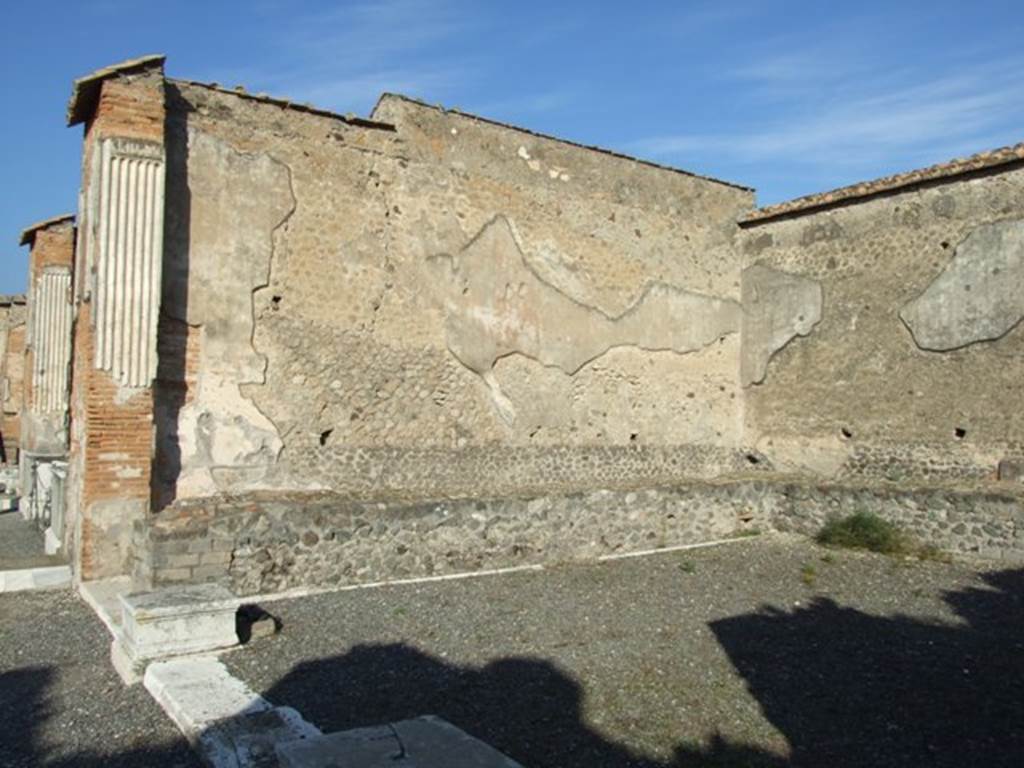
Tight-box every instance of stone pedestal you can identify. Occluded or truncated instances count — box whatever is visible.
[43,527,61,555]
[111,583,239,684]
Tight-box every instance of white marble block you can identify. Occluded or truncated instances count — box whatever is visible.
[111,583,239,684]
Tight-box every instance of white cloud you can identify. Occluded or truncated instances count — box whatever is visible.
[630,54,1024,173]
[201,0,473,113]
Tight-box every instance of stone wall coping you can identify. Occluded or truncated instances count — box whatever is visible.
[67,54,165,126]
[18,213,75,247]
[372,92,754,192]
[741,140,1024,225]
[170,77,397,132]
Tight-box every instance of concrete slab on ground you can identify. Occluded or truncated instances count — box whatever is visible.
[0,563,71,592]
[79,575,133,634]
[276,716,523,768]
[145,656,320,768]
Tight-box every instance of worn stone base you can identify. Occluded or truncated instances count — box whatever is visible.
[145,655,321,767]
[135,483,777,596]
[0,564,71,593]
[111,583,239,684]
[133,477,1024,598]
[276,716,523,768]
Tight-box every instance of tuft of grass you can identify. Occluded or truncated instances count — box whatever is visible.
[678,559,696,574]
[800,563,817,587]
[816,512,955,563]
[816,512,908,555]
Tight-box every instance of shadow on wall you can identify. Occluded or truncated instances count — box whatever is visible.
[2,570,1022,766]
[151,83,194,512]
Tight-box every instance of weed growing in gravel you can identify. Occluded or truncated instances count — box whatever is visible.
[678,559,696,574]
[816,512,908,555]
[800,563,817,587]
[816,512,955,563]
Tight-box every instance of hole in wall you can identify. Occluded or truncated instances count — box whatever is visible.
[745,453,761,465]
[954,427,967,440]
[319,428,334,446]
[271,295,282,310]
[940,241,950,249]
[840,427,853,439]
[629,433,639,443]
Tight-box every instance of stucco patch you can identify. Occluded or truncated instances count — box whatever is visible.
[900,218,1024,351]
[428,216,741,421]
[740,265,823,386]
[168,129,296,495]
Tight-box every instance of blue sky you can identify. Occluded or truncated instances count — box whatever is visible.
[2,0,1022,293]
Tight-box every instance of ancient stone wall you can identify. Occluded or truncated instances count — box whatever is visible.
[155,84,758,504]
[21,221,75,458]
[739,166,1024,484]
[0,300,26,461]
[135,479,1023,596]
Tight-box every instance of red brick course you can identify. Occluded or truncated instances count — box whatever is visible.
[69,70,165,580]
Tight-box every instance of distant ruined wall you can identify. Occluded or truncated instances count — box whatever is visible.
[22,222,75,458]
[156,84,763,504]
[0,302,26,460]
[739,166,1024,484]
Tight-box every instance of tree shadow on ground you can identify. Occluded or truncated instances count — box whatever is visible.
[2,567,1020,767]
[708,567,1024,767]
[261,567,1024,767]
[0,666,199,767]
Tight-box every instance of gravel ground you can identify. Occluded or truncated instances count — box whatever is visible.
[0,588,200,768]
[225,534,1024,768]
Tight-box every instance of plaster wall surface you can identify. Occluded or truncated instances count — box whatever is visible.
[156,84,757,503]
[739,167,1024,483]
